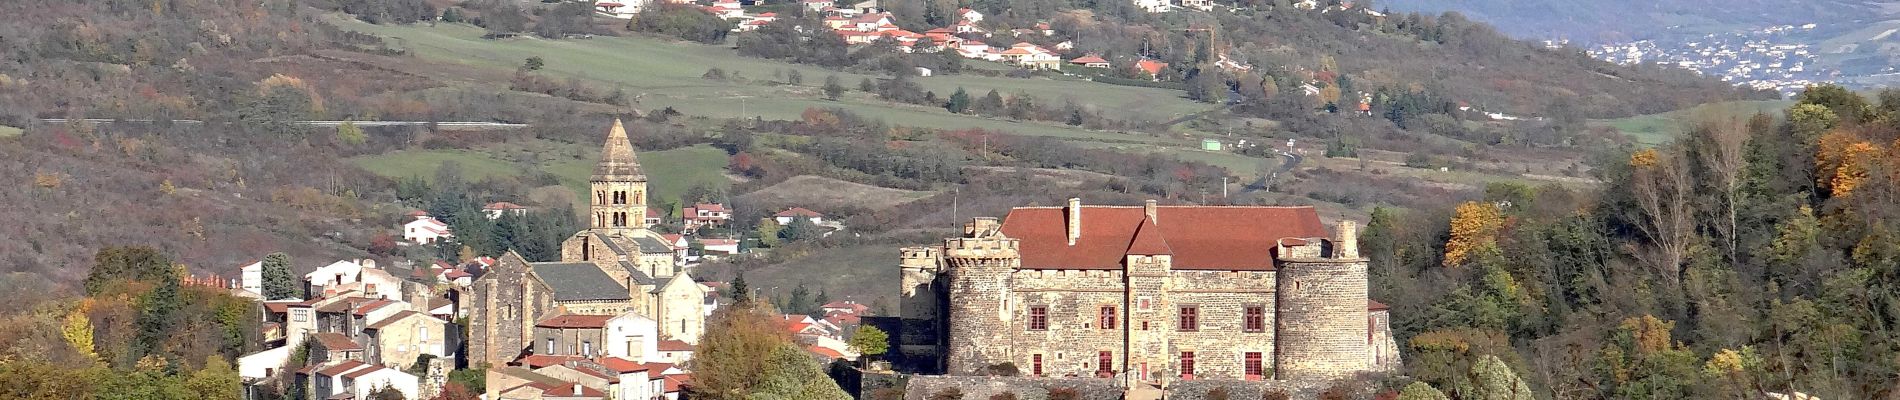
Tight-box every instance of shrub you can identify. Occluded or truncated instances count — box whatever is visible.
[1207,386,1231,400]
[990,392,1018,400]
[1263,389,1291,400]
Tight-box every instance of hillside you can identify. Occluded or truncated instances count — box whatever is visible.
[1375,0,1881,43]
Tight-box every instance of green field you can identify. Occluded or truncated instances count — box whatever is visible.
[327,17,1206,144]
[350,143,732,206]
[1592,100,1793,145]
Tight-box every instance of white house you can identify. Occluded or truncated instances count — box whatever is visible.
[595,0,650,19]
[343,365,421,400]
[481,202,529,220]
[237,346,291,382]
[656,340,696,365]
[304,259,402,300]
[403,212,452,245]
[605,312,662,363]
[238,259,264,297]
[802,0,834,12]
[1133,0,1169,12]
[773,207,825,226]
[957,7,982,22]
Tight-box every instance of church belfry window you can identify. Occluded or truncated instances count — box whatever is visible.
[613,191,627,205]
[596,191,606,205]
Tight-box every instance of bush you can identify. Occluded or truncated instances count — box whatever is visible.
[630,4,731,44]
[1263,389,1291,400]
[990,392,1018,400]
[1092,75,1189,90]
[1207,386,1231,400]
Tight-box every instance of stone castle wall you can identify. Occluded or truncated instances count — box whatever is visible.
[1273,260,1369,380]
[902,376,1123,400]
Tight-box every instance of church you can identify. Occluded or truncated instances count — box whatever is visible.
[466,120,712,367]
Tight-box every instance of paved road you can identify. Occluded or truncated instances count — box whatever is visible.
[1245,150,1302,193]
[38,119,528,129]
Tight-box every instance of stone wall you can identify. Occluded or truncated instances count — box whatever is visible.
[1273,260,1369,380]
[902,376,1123,400]
[1164,379,1384,400]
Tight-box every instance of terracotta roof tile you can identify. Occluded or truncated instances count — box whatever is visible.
[315,360,367,376]
[664,374,692,393]
[594,357,651,373]
[644,363,675,379]
[999,205,1327,270]
[1124,218,1172,255]
[342,364,387,379]
[657,340,695,352]
[536,314,616,329]
[1070,55,1109,64]
[313,332,362,351]
[807,346,845,359]
[1369,299,1390,311]
[517,354,586,368]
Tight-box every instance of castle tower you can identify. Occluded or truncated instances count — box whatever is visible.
[590,119,648,237]
[898,246,947,373]
[1273,220,1370,380]
[942,217,1019,374]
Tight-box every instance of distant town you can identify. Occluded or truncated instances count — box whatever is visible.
[1585,24,1839,98]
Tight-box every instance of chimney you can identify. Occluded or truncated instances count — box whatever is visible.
[573,383,583,395]
[1336,220,1359,259]
[1144,199,1158,224]
[1066,197,1082,246]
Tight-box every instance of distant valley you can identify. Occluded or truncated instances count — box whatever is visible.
[1380,0,1900,93]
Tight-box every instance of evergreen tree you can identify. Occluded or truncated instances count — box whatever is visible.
[262,252,297,300]
[946,87,970,113]
[731,272,751,305]
[132,266,182,361]
[859,78,876,92]
[783,217,822,242]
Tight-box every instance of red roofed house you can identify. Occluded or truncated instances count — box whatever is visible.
[772,207,826,225]
[1135,59,1169,78]
[483,202,530,220]
[1070,54,1111,69]
[893,198,1399,383]
[999,42,1061,70]
[682,203,731,232]
[403,213,452,245]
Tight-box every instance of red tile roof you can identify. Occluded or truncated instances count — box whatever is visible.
[536,314,616,329]
[775,207,823,217]
[808,345,846,359]
[1135,59,1168,75]
[1070,55,1109,64]
[595,357,652,374]
[313,332,362,351]
[998,205,1327,270]
[658,340,695,352]
[342,364,388,379]
[1369,299,1390,311]
[517,354,586,368]
[663,374,692,393]
[644,363,675,379]
[315,360,367,377]
[536,382,606,397]
[352,299,396,316]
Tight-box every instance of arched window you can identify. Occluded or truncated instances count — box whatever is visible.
[596,191,606,205]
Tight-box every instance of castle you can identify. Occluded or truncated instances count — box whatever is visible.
[467,120,712,367]
[896,199,1398,382]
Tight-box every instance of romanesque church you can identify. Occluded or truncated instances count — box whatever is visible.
[467,120,711,367]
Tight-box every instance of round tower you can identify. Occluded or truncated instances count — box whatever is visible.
[942,218,1019,375]
[1274,221,1370,380]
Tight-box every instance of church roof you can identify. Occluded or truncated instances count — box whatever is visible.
[619,261,657,286]
[998,205,1327,270]
[594,232,631,255]
[593,119,647,181]
[530,262,633,302]
[631,236,673,253]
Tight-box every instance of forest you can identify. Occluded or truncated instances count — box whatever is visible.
[1372,85,1900,398]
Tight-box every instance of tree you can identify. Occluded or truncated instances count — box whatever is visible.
[62,309,98,361]
[1467,355,1532,400]
[860,78,877,92]
[336,119,367,145]
[522,56,545,71]
[1395,382,1449,400]
[847,325,890,361]
[185,356,241,400]
[749,344,853,399]
[730,272,751,305]
[1006,93,1036,120]
[85,246,175,296]
[692,303,795,399]
[757,219,783,247]
[946,87,970,113]
[262,252,297,300]
[1443,201,1503,267]
[132,266,182,361]
[787,69,804,85]
[824,75,845,100]
[782,217,823,242]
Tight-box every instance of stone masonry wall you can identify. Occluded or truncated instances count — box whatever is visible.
[1165,270,1277,380]
[902,376,1122,400]
[1273,260,1368,380]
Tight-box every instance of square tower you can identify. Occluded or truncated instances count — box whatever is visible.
[590,119,648,237]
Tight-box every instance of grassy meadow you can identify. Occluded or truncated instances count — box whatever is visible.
[1591,100,1793,145]
[349,142,734,205]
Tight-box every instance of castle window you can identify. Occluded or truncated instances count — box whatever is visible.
[613,191,627,205]
[582,341,593,357]
[1244,306,1266,333]
[1028,306,1048,331]
[1179,352,1195,378]
[1031,354,1043,376]
[1136,296,1153,310]
[1099,306,1117,330]
[546,338,556,354]
[1097,351,1113,376]
[1244,352,1264,380]
[596,191,606,205]
[1178,306,1198,331]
